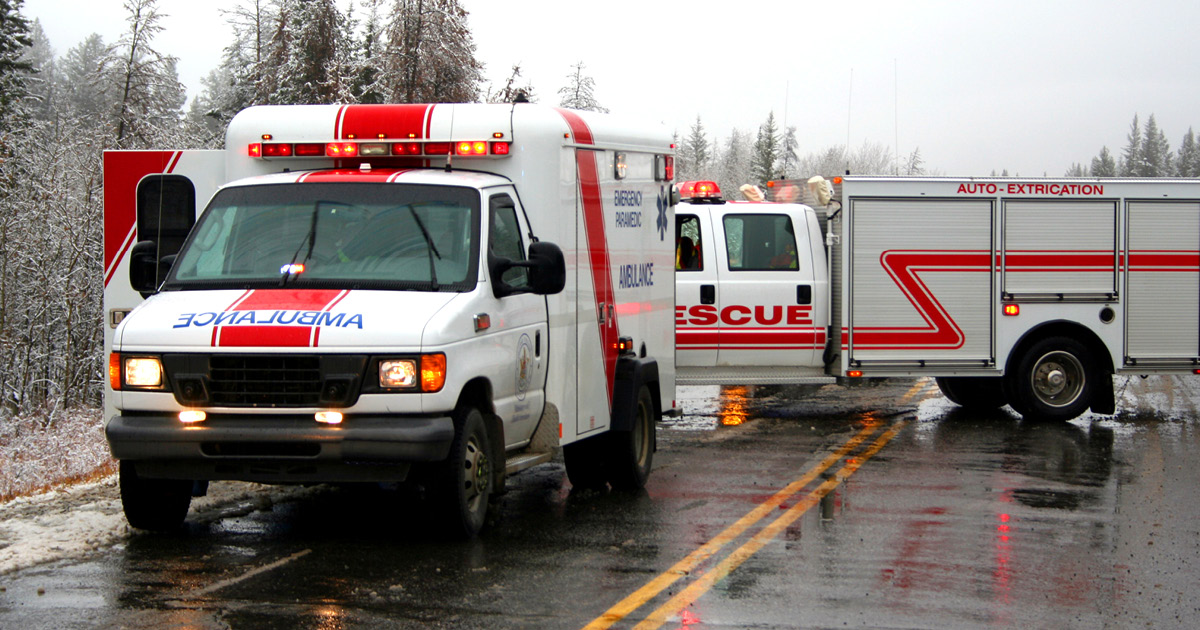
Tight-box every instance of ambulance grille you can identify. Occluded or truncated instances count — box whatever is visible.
[208,355,323,407]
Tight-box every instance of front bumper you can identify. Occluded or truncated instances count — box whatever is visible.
[106,413,454,483]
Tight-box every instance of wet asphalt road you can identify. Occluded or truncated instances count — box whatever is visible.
[2,376,1199,629]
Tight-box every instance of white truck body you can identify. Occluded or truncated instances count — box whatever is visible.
[103,103,675,534]
[677,177,1200,421]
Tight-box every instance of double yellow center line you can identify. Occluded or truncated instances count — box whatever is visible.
[583,406,915,630]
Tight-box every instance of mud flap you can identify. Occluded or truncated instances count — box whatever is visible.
[610,357,659,433]
[1090,369,1116,415]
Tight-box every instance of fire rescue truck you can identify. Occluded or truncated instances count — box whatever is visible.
[675,176,1200,423]
[103,103,676,536]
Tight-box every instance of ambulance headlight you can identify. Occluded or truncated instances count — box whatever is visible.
[379,359,419,389]
[124,356,164,388]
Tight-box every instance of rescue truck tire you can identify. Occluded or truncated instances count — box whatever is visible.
[935,377,1007,410]
[563,436,607,491]
[606,385,655,491]
[1008,336,1095,422]
[119,461,192,531]
[430,406,492,538]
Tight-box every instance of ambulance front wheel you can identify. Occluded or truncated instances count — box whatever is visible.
[119,461,192,531]
[430,405,493,538]
[1007,336,1095,422]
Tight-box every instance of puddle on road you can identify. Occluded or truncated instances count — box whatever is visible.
[667,385,760,431]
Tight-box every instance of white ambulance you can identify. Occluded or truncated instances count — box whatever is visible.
[675,176,1200,423]
[104,103,676,536]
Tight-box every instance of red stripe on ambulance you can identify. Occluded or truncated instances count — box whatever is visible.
[211,289,350,348]
[102,150,181,286]
[557,108,618,404]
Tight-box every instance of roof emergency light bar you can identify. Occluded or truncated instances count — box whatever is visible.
[248,136,512,160]
[677,180,722,201]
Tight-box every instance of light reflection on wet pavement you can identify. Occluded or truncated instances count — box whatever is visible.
[0,377,1197,629]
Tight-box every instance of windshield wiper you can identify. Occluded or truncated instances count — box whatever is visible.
[407,206,442,290]
[279,201,323,287]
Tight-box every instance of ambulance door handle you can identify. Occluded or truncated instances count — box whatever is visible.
[797,285,812,305]
[700,285,716,305]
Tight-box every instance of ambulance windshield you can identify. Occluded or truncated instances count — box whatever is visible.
[165,183,481,291]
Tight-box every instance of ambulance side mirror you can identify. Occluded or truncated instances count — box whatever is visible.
[526,241,566,295]
[128,240,173,299]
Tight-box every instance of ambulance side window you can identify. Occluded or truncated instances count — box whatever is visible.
[136,175,196,259]
[676,214,702,271]
[723,214,798,271]
[489,195,528,289]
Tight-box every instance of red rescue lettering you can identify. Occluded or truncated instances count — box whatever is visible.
[687,305,718,326]
[721,305,752,325]
[787,305,809,325]
[755,305,783,325]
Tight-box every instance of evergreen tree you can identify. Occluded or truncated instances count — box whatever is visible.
[0,0,33,129]
[59,34,112,123]
[20,19,55,122]
[903,147,925,176]
[1091,146,1117,177]
[715,127,751,196]
[381,0,483,103]
[677,115,710,180]
[1120,114,1141,176]
[274,0,348,104]
[557,61,606,112]
[1064,162,1089,177]
[1140,114,1172,176]
[750,111,779,186]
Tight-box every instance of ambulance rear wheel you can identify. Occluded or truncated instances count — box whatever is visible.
[1008,336,1094,422]
[119,461,192,531]
[935,377,1007,410]
[606,385,655,491]
[430,406,492,538]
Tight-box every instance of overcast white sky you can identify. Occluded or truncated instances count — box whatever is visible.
[22,0,1200,176]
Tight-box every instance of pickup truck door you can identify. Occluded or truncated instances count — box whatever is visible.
[714,208,823,368]
[675,209,719,366]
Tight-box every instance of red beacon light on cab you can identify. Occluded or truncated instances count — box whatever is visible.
[677,180,723,203]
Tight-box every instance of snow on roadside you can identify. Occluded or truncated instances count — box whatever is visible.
[0,408,114,502]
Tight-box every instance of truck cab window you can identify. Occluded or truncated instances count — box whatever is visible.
[676,214,702,271]
[136,175,195,258]
[489,195,528,289]
[723,214,799,271]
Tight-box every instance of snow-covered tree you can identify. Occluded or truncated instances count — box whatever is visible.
[1178,129,1200,178]
[485,63,535,104]
[273,0,351,104]
[676,115,711,181]
[750,111,779,186]
[1119,114,1141,176]
[714,128,751,196]
[778,125,798,178]
[557,61,606,112]
[902,147,925,176]
[1091,146,1117,177]
[1064,162,1089,177]
[108,0,185,148]
[1139,114,1172,176]
[380,0,483,103]
[59,34,114,125]
[0,0,33,129]
[20,19,54,122]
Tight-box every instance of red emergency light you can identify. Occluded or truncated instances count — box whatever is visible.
[246,139,512,160]
[326,142,359,158]
[678,180,722,200]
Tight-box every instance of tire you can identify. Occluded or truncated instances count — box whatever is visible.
[606,385,655,491]
[1008,336,1095,422]
[119,461,192,532]
[430,406,493,538]
[935,377,1007,410]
